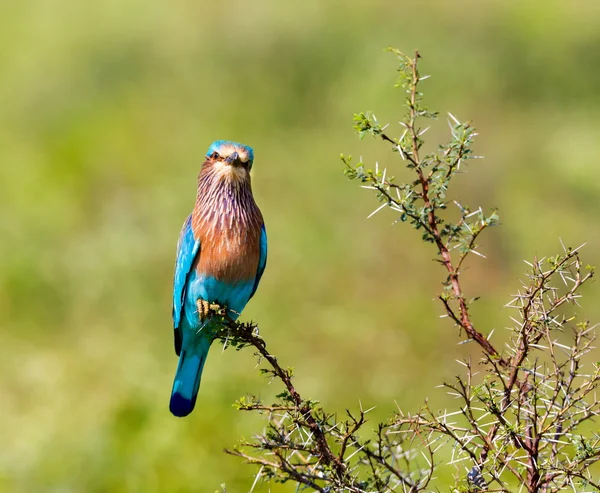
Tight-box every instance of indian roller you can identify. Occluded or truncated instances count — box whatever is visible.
[170,140,267,417]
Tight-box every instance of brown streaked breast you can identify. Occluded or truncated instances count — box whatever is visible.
[191,161,264,284]
[191,204,263,284]
[196,221,262,283]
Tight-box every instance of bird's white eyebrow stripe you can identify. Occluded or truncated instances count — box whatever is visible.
[215,144,250,163]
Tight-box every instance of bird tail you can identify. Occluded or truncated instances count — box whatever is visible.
[169,337,211,417]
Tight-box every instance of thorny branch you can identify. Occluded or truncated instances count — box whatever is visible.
[216,319,347,492]
[216,317,433,492]
[348,51,504,364]
[216,49,600,493]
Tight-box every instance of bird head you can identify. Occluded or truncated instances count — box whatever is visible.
[203,140,255,183]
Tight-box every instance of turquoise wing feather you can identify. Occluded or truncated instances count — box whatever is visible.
[249,224,267,300]
[172,215,200,354]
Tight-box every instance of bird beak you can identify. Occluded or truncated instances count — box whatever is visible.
[225,151,240,166]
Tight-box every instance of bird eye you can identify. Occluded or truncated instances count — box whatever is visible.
[211,152,220,160]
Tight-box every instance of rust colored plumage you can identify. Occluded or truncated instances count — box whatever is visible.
[191,157,263,283]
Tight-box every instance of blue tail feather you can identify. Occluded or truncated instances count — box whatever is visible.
[169,339,211,417]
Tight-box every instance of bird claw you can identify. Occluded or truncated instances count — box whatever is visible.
[197,299,223,321]
[197,299,235,322]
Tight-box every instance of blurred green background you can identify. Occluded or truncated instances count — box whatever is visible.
[2,0,600,491]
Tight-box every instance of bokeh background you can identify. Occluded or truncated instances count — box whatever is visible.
[2,1,600,491]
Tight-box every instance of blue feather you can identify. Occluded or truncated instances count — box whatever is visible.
[169,330,212,417]
[172,215,200,331]
[185,272,254,322]
[249,224,268,300]
[172,215,201,356]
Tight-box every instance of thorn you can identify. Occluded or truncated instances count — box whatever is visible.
[470,249,487,259]
[367,202,388,219]
[448,112,461,125]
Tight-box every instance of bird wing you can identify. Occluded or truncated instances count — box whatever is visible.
[249,223,268,300]
[172,214,201,355]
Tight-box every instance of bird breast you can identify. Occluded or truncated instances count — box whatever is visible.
[191,191,262,284]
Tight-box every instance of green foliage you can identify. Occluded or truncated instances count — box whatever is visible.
[345,52,498,263]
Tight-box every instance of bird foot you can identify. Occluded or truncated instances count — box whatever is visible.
[197,299,226,322]
[196,300,243,325]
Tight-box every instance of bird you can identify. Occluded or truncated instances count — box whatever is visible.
[170,140,267,417]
